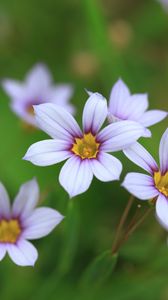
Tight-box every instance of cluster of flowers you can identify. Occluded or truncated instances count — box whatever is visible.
[1,63,168,266]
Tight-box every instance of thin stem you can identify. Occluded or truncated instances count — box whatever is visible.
[112,195,134,254]
[116,206,153,252]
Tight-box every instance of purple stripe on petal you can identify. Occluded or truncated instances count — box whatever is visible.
[23,139,72,166]
[140,110,168,127]
[34,103,82,141]
[159,128,168,174]
[82,92,107,134]
[123,142,158,175]
[90,152,122,182]
[23,207,64,240]
[59,156,93,198]
[108,79,130,118]
[98,121,145,152]
[0,183,11,219]
[122,172,159,200]
[156,194,168,230]
[12,178,39,219]
[7,240,38,266]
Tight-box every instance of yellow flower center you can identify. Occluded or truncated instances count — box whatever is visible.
[71,133,100,159]
[0,219,21,244]
[154,171,168,197]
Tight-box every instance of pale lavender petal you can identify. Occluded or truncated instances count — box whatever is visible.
[124,94,148,120]
[34,103,82,141]
[25,63,52,92]
[0,244,7,261]
[12,178,39,219]
[82,92,107,134]
[23,207,64,240]
[140,110,168,127]
[49,85,75,114]
[122,172,159,200]
[0,183,11,218]
[23,139,72,166]
[2,79,25,99]
[159,128,168,174]
[59,156,93,198]
[156,194,168,230]
[123,142,158,175]
[7,240,38,266]
[98,121,145,152]
[11,101,37,126]
[90,152,122,181]
[109,79,130,117]
[49,85,73,105]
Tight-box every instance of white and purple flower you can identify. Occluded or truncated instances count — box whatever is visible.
[0,178,63,266]
[2,63,74,126]
[23,93,146,198]
[122,128,168,230]
[108,79,167,136]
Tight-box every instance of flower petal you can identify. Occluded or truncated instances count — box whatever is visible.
[108,79,130,117]
[159,128,168,174]
[122,172,159,200]
[23,139,72,166]
[12,178,39,219]
[59,156,93,198]
[2,79,25,99]
[7,240,38,266]
[140,110,168,127]
[0,244,7,261]
[124,94,148,120]
[123,142,158,175]
[90,152,122,181]
[98,121,145,152]
[82,92,107,134]
[49,85,75,114]
[34,103,82,141]
[0,182,11,218]
[23,207,64,240]
[156,194,168,230]
[25,63,52,92]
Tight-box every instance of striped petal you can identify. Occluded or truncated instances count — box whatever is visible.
[140,110,168,127]
[0,182,11,218]
[123,142,158,175]
[109,79,130,117]
[156,194,168,230]
[12,178,39,219]
[23,207,64,240]
[82,92,107,134]
[7,240,38,267]
[90,153,122,182]
[59,156,93,198]
[159,128,168,174]
[98,121,145,152]
[34,103,82,141]
[122,172,159,200]
[23,139,72,166]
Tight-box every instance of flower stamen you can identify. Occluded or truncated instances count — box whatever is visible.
[0,219,21,244]
[154,171,168,197]
[71,132,100,159]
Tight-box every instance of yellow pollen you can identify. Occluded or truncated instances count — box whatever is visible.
[0,219,21,244]
[71,132,100,159]
[154,171,168,197]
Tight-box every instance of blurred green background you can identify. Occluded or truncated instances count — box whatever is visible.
[0,0,168,299]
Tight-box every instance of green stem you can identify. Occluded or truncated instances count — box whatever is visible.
[112,195,134,254]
